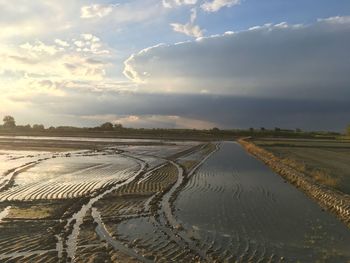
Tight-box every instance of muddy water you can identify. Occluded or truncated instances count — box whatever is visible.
[15,153,136,185]
[175,142,350,262]
[0,152,140,201]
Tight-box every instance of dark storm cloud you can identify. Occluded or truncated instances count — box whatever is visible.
[124,17,350,99]
[32,91,349,131]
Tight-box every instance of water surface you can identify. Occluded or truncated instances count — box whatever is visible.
[175,142,350,262]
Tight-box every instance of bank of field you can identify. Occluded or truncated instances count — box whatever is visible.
[253,138,350,194]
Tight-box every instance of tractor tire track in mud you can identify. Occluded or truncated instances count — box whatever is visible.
[59,151,147,262]
[138,144,220,261]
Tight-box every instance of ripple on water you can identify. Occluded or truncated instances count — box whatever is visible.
[175,142,350,262]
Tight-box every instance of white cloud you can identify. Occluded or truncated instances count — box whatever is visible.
[81,33,100,42]
[171,23,203,37]
[124,17,350,99]
[55,39,70,47]
[20,41,59,56]
[162,0,197,8]
[80,4,117,19]
[79,1,163,26]
[317,16,350,24]
[201,0,240,12]
[0,1,78,40]
[0,31,114,109]
[170,8,203,38]
[73,34,109,55]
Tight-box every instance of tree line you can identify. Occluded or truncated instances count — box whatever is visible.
[1,115,123,132]
[0,115,346,138]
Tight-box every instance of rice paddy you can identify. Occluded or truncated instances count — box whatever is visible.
[0,137,349,262]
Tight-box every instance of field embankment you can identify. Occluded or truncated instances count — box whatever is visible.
[253,138,350,194]
[238,138,350,228]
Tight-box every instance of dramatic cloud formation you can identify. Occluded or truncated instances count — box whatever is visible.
[201,0,240,12]
[8,90,348,131]
[124,17,350,99]
[0,1,349,131]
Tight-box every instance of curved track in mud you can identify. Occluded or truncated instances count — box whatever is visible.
[61,151,147,262]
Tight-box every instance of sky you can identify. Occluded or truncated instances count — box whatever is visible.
[1,0,350,131]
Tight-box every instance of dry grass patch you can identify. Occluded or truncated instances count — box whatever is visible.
[311,170,340,188]
[7,205,54,219]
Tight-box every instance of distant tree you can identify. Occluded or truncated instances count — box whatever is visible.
[100,122,114,130]
[260,127,266,131]
[295,128,302,133]
[211,127,220,132]
[347,125,350,136]
[274,127,281,132]
[3,115,16,128]
[249,128,254,132]
[114,123,123,130]
[33,124,45,130]
[24,124,31,130]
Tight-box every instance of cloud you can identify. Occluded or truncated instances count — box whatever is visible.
[80,1,162,25]
[80,4,117,19]
[317,16,350,24]
[72,34,109,55]
[201,0,240,12]
[170,8,204,37]
[81,114,216,129]
[55,39,70,47]
[7,90,348,131]
[0,1,77,40]
[170,23,203,37]
[162,0,197,8]
[0,1,159,41]
[20,41,59,55]
[0,31,114,112]
[124,16,350,99]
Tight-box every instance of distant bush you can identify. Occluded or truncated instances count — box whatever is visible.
[3,115,16,128]
[33,124,45,130]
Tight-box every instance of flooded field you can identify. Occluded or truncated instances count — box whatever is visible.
[175,142,350,262]
[0,138,349,262]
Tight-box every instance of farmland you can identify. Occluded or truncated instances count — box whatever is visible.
[253,138,350,194]
[0,136,349,262]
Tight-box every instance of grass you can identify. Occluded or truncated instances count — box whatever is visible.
[311,170,339,188]
[253,138,350,194]
[7,205,54,219]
